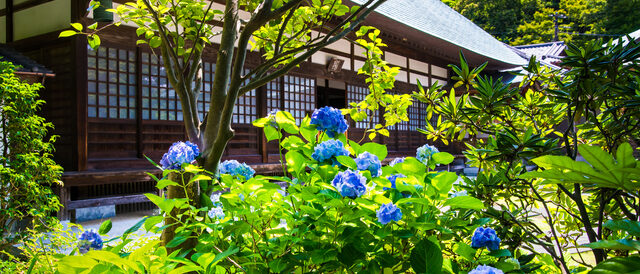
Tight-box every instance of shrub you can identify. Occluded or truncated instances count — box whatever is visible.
[0,61,62,255]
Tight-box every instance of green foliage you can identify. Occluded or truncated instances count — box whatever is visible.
[0,61,63,250]
[346,27,410,141]
[49,110,533,273]
[415,38,640,272]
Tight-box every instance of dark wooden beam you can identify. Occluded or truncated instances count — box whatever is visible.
[67,193,151,209]
[0,0,53,17]
[6,0,13,42]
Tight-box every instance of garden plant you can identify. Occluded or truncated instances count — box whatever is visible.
[1,0,638,272]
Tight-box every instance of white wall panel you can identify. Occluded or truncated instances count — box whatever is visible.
[384,51,406,68]
[409,58,429,72]
[14,0,70,40]
[409,73,430,86]
[432,65,448,78]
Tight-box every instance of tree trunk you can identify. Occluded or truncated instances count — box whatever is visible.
[161,172,201,254]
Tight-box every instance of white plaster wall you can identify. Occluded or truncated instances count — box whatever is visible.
[409,58,429,72]
[311,51,351,71]
[395,70,407,82]
[409,73,430,86]
[354,59,365,72]
[384,51,406,68]
[432,65,447,78]
[0,16,5,43]
[325,38,351,54]
[13,0,70,41]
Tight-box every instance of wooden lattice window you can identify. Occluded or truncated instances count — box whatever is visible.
[283,75,315,122]
[347,84,379,129]
[87,47,137,119]
[408,100,427,131]
[141,53,182,121]
[266,78,281,112]
[233,69,257,124]
[199,62,215,121]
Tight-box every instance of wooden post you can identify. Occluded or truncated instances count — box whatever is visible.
[136,47,143,158]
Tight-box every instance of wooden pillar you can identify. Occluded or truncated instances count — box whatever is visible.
[74,36,88,171]
[136,47,144,158]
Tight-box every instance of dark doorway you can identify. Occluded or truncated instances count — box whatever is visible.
[317,85,346,109]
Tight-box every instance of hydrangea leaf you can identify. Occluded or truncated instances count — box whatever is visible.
[432,171,458,195]
[393,158,425,176]
[453,242,476,262]
[336,156,357,169]
[264,126,282,142]
[286,150,306,174]
[362,142,387,160]
[431,152,454,165]
[410,239,443,274]
[444,196,485,210]
[488,249,512,257]
[276,111,299,134]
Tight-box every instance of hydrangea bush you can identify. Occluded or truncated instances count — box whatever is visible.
[53,109,535,273]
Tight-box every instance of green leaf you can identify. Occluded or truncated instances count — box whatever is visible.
[583,239,640,251]
[338,243,365,267]
[276,111,299,134]
[444,196,485,210]
[431,152,454,165]
[144,215,164,231]
[212,245,239,264]
[98,219,112,235]
[157,179,179,189]
[488,249,511,257]
[335,156,356,169]
[432,172,458,194]
[394,158,426,176]
[589,256,640,274]
[410,239,443,274]
[285,151,306,174]
[123,216,148,236]
[166,236,189,248]
[59,30,77,38]
[604,220,640,237]
[149,36,161,48]
[71,23,83,31]
[362,142,387,160]
[453,242,476,262]
[264,126,282,142]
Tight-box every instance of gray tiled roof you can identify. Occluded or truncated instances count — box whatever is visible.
[514,41,566,65]
[0,44,54,75]
[352,0,525,66]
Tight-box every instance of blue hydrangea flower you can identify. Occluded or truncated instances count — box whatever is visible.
[469,265,504,274]
[219,160,255,180]
[377,203,402,225]
[310,106,348,138]
[471,227,501,251]
[208,206,225,219]
[389,157,405,167]
[160,141,200,170]
[312,139,349,164]
[416,144,439,166]
[78,229,103,254]
[451,190,468,198]
[355,152,382,177]
[332,170,367,199]
[384,174,407,190]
